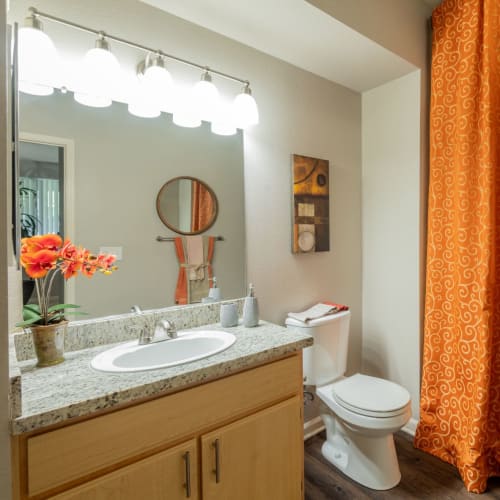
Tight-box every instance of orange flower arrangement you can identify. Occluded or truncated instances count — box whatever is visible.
[18,234,117,326]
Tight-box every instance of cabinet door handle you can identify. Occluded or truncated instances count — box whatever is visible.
[183,451,191,498]
[213,438,221,483]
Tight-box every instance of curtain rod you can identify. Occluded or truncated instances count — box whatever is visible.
[28,7,249,86]
[156,236,224,242]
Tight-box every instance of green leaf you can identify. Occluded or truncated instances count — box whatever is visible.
[16,317,42,327]
[22,309,41,321]
[23,304,40,314]
[63,311,88,316]
[47,303,81,313]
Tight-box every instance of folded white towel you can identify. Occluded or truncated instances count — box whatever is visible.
[288,303,340,323]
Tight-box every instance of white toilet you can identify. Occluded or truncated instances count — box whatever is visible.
[286,310,411,490]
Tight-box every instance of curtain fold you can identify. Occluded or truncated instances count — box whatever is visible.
[191,180,214,233]
[414,0,500,493]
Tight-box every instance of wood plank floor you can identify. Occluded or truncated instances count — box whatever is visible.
[304,431,500,499]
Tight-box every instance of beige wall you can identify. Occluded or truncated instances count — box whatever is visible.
[19,93,245,318]
[308,0,432,69]
[362,71,422,420]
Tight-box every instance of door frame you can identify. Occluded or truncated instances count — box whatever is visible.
[19,132,75,305]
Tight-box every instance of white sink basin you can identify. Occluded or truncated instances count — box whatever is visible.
[90,330,236,373]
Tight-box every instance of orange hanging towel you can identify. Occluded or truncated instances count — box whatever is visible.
[174,236,215,304]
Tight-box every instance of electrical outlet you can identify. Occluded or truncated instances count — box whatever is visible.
[99,246,123,261]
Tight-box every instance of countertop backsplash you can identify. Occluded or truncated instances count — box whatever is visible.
[12,299,245,362]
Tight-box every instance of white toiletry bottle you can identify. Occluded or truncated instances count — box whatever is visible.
[243,283,259,327]
[208,277,222,301]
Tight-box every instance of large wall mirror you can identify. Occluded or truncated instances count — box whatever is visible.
[19,92,246,318]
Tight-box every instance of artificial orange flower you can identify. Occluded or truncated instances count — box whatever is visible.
[21,234,62,253]
[22,249,58,278]
[59,240,83,279]
[18,234,117,328]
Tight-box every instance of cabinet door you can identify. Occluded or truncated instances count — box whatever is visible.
[51,439,198,500]
[201,396,303,500]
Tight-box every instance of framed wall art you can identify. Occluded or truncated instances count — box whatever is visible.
[292,154,330,253]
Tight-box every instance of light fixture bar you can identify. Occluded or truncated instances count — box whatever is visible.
[28,7,250,86]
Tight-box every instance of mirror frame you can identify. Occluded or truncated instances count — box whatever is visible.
[156,176,219,235]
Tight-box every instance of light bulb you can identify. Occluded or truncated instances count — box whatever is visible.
[233,84,259,129]
[74,36,120,108]
[18,15,59,96]
[192,71,219,122]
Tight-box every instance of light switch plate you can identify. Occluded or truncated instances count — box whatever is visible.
[99,246,123,261]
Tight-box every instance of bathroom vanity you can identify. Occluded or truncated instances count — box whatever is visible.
[9,301,312,500]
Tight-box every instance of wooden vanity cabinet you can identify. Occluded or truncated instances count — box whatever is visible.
[51,440,198,500]
[201,397,302,500]
[12,354,304,500]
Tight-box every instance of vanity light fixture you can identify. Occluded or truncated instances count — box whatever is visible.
[136,52,175,113]
[18,9,58,96]
[74,33,120,108]
[192,69,219,122]
[233,83,259,129]
[18,7,260,130]
[128,53,171,118]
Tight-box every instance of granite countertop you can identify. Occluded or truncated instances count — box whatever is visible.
[11,320,312,435]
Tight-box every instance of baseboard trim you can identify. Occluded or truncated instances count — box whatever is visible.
[304,416,324,441]
[402,417,418,437]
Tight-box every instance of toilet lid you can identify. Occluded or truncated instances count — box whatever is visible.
[332,374,410,417]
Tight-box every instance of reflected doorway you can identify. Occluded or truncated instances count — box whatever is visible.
[18,136,73,306]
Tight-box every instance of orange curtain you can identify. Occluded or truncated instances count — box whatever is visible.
[414,0,500,493]
[191,181,214,233]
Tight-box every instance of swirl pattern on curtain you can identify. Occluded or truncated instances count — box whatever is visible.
[414,0,500,493]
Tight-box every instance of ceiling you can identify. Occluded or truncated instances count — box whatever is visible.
[140,0,417,93]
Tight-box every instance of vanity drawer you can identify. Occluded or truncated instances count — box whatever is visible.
[25,354,302,497]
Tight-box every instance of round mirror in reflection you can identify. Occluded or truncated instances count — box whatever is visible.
[156,176,218,235]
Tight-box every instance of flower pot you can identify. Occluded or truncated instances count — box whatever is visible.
[30,320,67,367]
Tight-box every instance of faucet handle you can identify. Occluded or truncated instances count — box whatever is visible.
[138,327,152,345]
[155,319,177,340]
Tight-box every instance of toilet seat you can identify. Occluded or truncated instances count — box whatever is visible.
[332,374,411,418]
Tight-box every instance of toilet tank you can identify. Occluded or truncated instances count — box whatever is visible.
[286,310,351,386]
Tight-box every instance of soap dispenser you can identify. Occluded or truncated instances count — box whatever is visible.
[208,277,222,301]
[243,283,259,327]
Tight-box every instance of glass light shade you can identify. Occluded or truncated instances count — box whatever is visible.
[233,91,259,128]
[173,108,202,128]
[18,25,58,96]
[74,92,111,108]
[73,46,120,108]
[142,64,174,112]
[172,90,201,128]
[128,80,161,118]
[192,78,219,122]
[211,102,237,136]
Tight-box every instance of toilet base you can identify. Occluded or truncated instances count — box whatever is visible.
[321,415,401,490]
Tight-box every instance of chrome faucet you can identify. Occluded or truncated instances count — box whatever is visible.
[138,319,177,345]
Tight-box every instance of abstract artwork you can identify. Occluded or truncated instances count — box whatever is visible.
[292,154,330,253]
